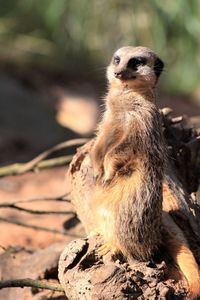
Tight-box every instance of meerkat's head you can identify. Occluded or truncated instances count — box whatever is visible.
[107,46,164,90]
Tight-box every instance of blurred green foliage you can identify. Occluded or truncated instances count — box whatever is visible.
[0,0,200,94]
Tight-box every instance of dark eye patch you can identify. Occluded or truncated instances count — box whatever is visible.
[113,55,120,65]
[154,58,164,77]
[127,56,147,69]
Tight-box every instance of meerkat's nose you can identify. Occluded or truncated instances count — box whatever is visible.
[114,71,123,78]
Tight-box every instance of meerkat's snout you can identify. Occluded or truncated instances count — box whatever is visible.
[114,56,147,80]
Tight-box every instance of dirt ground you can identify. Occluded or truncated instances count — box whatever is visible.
[0,166,85,253]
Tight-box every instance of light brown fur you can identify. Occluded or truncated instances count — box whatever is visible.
[163,186,200,299]
[90,46,200,298]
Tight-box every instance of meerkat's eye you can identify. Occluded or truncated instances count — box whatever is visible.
[113,56,120,65]
[127,57,147,69]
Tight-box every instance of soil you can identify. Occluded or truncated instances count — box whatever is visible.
[0,166,85,252]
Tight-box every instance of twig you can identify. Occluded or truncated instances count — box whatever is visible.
[0,155,72,177]
[0,217,80,237]
[34,155,73,170]
[17,138,89,174]
[0,278,64,292]
[0,193,72,215]
[11,193,71,205]
[0,203,75,215]
[0,137,90,177]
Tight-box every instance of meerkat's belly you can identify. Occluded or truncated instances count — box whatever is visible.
[93,199,117,243]
[92,174,139,248]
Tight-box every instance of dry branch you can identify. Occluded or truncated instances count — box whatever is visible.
[0,217,80,238]
[0,137,90,177]
[0,278,65,293]
[0,155,72,177]
[0,241,68,299]
[15,138,89,174]
[0,202,75,215]
[11,193,70,204]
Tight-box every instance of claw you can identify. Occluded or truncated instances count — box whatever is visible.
[93,175,98,184]
[93,168,104,185]
[97,242,119,257]
[98,243,111,256]
[102,178,112,187]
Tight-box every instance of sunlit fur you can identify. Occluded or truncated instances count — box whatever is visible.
[90,46,200,298]
[163,184,200,299]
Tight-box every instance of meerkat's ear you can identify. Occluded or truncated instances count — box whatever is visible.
[154,57,164,78]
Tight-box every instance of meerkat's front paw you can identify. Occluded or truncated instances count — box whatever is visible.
[94,167,114,186]
[93,164,104,183]
[101,168,116,186]
[97,242,120,257]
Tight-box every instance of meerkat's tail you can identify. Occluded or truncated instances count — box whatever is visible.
[170,242,200,299]
[162,212,200,299]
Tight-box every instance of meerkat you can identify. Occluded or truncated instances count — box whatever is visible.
[89,46,200,298]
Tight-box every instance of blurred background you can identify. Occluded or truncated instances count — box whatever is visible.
[0,0,200,266]
[0,0,200,164]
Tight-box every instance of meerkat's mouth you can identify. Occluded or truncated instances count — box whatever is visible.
[121,75,137,81]
[114,71,137,81]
